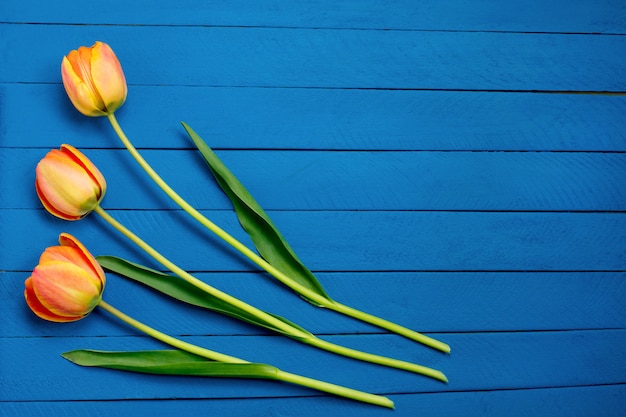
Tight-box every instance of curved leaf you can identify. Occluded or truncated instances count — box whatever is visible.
[96,255,312,340]
[62,349,279,379]
[181,122,332,305]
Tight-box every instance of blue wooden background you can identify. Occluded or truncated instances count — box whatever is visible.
[1,1,625,415]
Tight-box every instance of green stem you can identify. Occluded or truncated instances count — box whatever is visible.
[107,113,448,353]
[276,370,394,409]
[93,205,446,379]
[306,338,448,383]
[98,300,394,409]
[98,299,245,363]
[330,302,450,354]
[94,205,446,380]
[93,205,308,340]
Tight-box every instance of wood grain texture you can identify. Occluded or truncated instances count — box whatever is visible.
[2,209,624,272]
[2,330,625,401]
[1,1,625,416]
[2,0,625,33]
[3,270,624,337]
[4,84,626,151]
[3,385,626,417]
[4,149,625,211]
[2,24,626,91]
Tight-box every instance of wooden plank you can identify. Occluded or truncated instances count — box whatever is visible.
[2,25,625,91]
[2,0,625,34]
[2,385,625,417]
[1,330,625,401]
[4,269,624,337]
[2,84,626,151]
[1,210,624,272]
[3,148,625,211]
[2,5,625,417]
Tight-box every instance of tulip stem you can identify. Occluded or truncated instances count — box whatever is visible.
[93,205,308,340]
[273,370,394,409]
[106,113,449,354]
[98,299,245,364]
[93,205,447,381]
[97,300,394,409]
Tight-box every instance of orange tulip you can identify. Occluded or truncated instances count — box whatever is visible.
[61,41,127,117]
[36,144,106,221]
[25,233,106,322]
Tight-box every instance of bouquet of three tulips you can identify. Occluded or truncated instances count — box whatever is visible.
[25,41,450,409]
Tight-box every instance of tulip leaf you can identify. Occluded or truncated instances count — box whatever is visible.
[62,349,279,379]
[96,255,312,340]
[181,122,332,306]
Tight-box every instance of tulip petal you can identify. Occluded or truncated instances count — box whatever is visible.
[64,49,87,83]
[40,246,104,291]
[58,232,106,288]
[36,149,103,218]
[31,261,101,317]
[90,42,127,113]
[76,46,107,110]
[36,179,82,221]
[25,277,83,322]
[61,55,107,117]
[60,144,107,197]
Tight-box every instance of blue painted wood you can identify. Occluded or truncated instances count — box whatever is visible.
[2,24,626,91]
[3,85,626,151]
[2,0,625,34]
[4,270,625,336]
[4,149,626,211]
[2,330,625,401]
[1,1,625,416]
[3,385,626,417]
[2,209,625,272]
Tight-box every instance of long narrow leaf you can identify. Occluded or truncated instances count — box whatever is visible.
[96,255,312,340]
[180,123,453,354]
[63,350,396,409]
[63,349,279,379]
[182,122,331,305]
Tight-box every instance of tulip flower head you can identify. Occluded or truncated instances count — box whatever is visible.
[61,41,127,117]
[25,233,106,322]
[36,144,106,221]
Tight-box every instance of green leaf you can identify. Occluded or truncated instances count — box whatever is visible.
[62,349,279,379]
[96,255,312,340]
[181,122,332,306]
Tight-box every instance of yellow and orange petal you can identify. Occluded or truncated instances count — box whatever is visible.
[58,232,106,287]
[39,246,103,291]
[35,145,106,220]
[90,42,127,112]
[60,144,106,195]
[36,155,101,218]
[30,261,101,317]
[61,41,126,116]
[61,55,107,117]
[24,278,84,322]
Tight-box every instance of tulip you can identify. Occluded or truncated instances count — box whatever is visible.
[61,41,127,117]
[34,142,446,381]
[36,144,106,220]
[59,39,448,355]
[24,237,393,408]
[25,233,105,322]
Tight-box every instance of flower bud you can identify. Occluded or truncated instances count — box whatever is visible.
[61,41,127,116]
[36,144,106,220]
[25,233,106,322]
